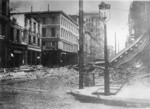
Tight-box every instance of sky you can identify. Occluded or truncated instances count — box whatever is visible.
[10,0,132,52]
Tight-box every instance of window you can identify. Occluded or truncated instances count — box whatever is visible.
[29,35,31,44]
[38,38,40,46]
[42,17,46,24]
[10,27,14,41]
[1,23,5,36]
[33,36,36,44]
[2,2,7,15]
[51,28,55,37]
[38,24,40,34]
[42,28,46,37]
[61,29,63,38]
[42,41,45,46]
[29,19,32,31]
[51,17,55,24]
[52,41,56,49]
[25,18,28,27]
[34,22,36,33]
[0,24,1,35]
[16,29,20,43]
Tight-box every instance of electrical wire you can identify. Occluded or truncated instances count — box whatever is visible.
[111,8,129,12]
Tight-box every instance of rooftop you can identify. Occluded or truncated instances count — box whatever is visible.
[11,10,78,26]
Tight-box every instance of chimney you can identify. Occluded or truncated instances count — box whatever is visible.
[31,6,33,12]
[48,4,49,11]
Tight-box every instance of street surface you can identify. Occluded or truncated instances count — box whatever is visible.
[0,67,149,109]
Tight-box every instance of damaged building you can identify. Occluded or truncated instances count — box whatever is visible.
[23,11,79,66]
[0,0,10,67]
[8,19,27,67]
[24,14,42,65]
[10,14,42,66]
[0,0,27,68]
[0,0,42,68]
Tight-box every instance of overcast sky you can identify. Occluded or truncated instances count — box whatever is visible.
[10,0,132,52]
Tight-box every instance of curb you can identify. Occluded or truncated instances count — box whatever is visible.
[68,90,150,108]
[68,90,101,103]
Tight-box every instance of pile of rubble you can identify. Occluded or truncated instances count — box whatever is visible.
[0,65,79,85]
[0,65,106,87]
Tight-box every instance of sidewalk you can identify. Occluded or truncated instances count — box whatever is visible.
[69,81,150,108]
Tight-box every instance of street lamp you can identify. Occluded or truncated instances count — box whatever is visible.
[99,2,111,95]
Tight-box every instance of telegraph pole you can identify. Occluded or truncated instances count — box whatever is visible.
[115,33,116,55]
[79,0,84,89]
[118,43,120,53]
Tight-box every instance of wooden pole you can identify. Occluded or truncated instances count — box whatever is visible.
[79,0,84,89]
[115,33,116,54]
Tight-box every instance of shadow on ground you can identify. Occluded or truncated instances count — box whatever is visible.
[71,93,150,108]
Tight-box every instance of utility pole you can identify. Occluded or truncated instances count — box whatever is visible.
[79,0,84,89]
[48,4,50,11]
[115,33,116,55]
[118,43,120,53]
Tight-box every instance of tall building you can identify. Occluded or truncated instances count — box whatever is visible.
[24,11,79,66]
[10,13,42,66]
[84,31,100,64]
[70,12,104,63]
[84,12,104,59]
[0,0,29,68]
[128,1,150,45]
[24,14,42,65]
[0,0,10,67]
[8,19,27,67]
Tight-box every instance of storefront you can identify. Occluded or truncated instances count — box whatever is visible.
[0,39,7,68]
[7,42,27,68]
[27,47,41,65]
